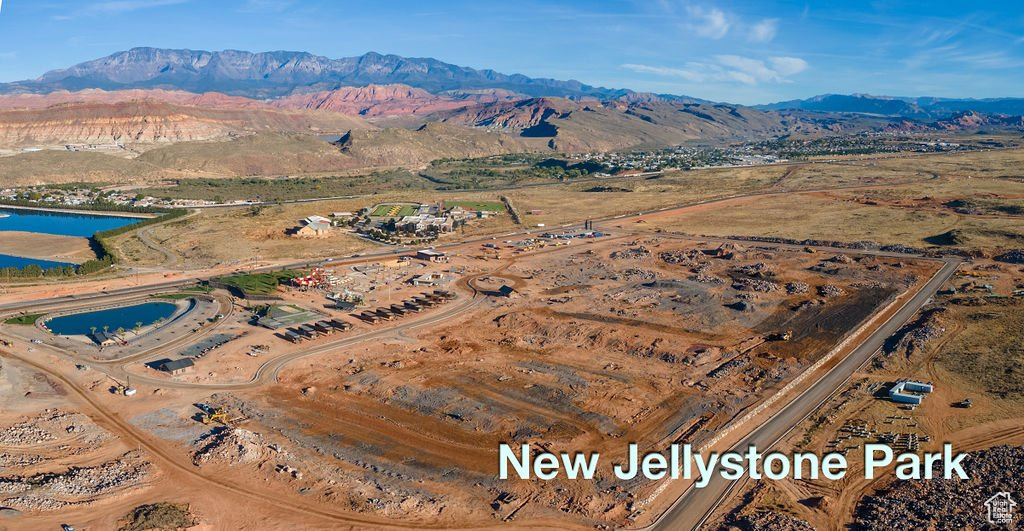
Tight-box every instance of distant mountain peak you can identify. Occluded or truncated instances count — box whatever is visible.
[2,47,646,101]
[757,93,1024,119]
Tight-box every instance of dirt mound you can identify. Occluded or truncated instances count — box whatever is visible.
[119,502,196,531]
[193,428,268,466]
[995,249,1024,264]
[924,229,971,246]
[729,510,815,530]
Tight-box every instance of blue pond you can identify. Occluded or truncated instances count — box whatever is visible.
[46,301,178,336]
[0,207,141,237]
[0,207,142,270]
[0,254,72,270]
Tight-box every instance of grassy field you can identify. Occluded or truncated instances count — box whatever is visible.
[4,313,45,325]
[213,270,308,296]
[113,148,1024,268]
[370,204,418,217]
[446,201,505,212]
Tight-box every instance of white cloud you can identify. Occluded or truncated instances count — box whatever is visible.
[769,56,808,76]
[748,18,778,42]
[685,5,730,39]
[623,55,808,85]
[85,0,190,15]
[622,63,705,82]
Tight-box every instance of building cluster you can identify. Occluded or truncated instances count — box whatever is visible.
[354,203,498,244]
[570,146,783,173]
[0,185,223,209]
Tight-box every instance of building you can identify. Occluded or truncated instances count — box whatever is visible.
[889,379,934,405]
[497,285,519,298]
[293,221,333,238]
[409,272,450,287]
[91,330,119,347]
[159,358,194,375]
[303,215,331,225]
[415,249,448,262]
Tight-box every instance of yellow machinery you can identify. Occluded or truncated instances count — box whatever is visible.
[202,407,230,425]
[768,330,794,341]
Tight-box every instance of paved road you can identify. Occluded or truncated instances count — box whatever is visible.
[649,258,961,530]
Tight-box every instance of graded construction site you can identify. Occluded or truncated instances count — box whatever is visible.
[0,146,1022,529]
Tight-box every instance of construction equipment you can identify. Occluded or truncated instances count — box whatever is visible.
[111,384,137,396]
[202,407,230,425]
[768,330,794,341]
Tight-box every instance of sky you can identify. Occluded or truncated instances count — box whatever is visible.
[0,1,1022,104]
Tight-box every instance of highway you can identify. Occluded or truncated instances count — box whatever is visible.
[648,258,961,530]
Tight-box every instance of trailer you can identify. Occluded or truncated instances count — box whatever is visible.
[403,301,423,312]
[359,311,381,324]
[298,324,319,338]
[329,319,353,331]
[313,321,335,334]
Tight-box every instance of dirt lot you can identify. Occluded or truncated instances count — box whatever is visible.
[103,236,930,528]
[707,259,1024,530]
[0,232,97,264]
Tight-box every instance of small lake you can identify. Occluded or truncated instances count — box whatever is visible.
[0,207,142,238]
[0,254,72,270]
[46,301,178,336]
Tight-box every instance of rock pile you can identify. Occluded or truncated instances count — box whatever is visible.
[729,510,815,530]
[0,453,150,510]
[732,262,776,278]
[733,278,781,292]
[786,282,810,294]
[995,249,1024,264]
[659,249,703,265]
[817,284,846,297]
[193,428,268,466]
[610,246,650,260]
[854,445,1024,530]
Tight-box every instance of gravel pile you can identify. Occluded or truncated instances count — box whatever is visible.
[693,272,725,284]
[732,278,781,292]
[610,246,650,260]
[786,282,810,294]
[732,262,776,277]
[659,249,704,265]
[818,284,846,297]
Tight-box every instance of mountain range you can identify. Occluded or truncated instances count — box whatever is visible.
[0,47,640,100]
[756,93,1024,119]
[0,47,1022,186]
[2,47,1022,118]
